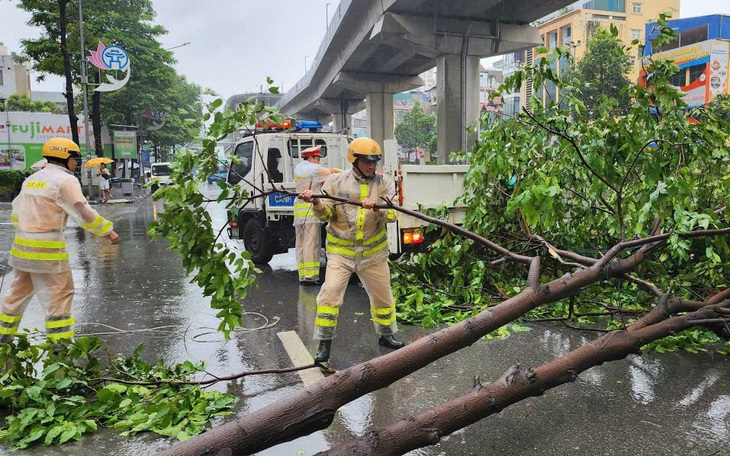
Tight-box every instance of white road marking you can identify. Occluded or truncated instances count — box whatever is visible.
[277,330,324,385]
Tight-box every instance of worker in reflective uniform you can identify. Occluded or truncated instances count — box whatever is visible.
[0,138,121,345]
[300,137,406,363]
[293,146,333,285]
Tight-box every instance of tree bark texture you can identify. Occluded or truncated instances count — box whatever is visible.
[57,0,79,146]
[319,304,724,455]
[92,73,103,156]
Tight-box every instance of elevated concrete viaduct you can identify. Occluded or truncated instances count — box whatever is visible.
[275,0,575,162]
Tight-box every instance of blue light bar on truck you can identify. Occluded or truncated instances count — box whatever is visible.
[295,120,323,131]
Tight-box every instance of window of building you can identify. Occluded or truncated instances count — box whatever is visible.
[688,63,706,85]
[0,69,4,86]
[631,2,641,14]
[679,25,708,47]
[561,25,572,45]
[631,29,642,41]
[547,30,558,50]
[583,0,625,13]
[668,70,685,88]
[655,25,708,52]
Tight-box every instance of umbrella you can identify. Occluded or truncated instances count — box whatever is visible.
[30,158,47,170]
[85,157,114,168]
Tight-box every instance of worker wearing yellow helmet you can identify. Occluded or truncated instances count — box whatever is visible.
[1,138,121,347]
[300,137,405,364]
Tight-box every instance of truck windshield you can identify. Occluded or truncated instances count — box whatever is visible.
[151,165,172,176]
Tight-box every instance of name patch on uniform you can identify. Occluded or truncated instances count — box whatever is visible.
[26,181,47,189]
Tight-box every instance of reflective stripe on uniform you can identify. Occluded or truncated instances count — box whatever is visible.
[0,326,18,336]
[326,229,387,257]
[326,244,356,257]
[45,317,75,329]
[298,262,320,276]
[371,305,396,326]
[11,248,69,261]
[46,330,74,341]
[46,317,75,341]
[0,313,22,324]
[0,313,20,336]
[294,202,314,217]
[82,215,113,236]
[355,183,369,241]
[384,209,398,222]
[315,305,339,328]
[316,205,334,221]
[13,237,66,249]
[363,239,388,257]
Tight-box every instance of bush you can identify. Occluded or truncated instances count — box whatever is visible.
[0,169,28,200]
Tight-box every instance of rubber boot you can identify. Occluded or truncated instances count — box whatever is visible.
[314,340,332,363]
[378,335,405,350]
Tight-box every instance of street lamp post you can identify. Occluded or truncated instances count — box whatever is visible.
[78,0,93,196]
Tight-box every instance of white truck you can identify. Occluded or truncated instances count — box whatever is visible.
[226,121,467,264]
[149,162,173,194]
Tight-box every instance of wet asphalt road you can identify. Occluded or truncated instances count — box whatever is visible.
[0,186,729,455]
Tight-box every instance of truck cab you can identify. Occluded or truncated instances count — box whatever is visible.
[226,121,349,263]
[226,122,468,264]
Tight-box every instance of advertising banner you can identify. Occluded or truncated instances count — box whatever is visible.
[113,130,138,159]
[0,112,111,171]
[650,39,730,107]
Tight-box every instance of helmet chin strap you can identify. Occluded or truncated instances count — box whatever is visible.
[353,160,375,180]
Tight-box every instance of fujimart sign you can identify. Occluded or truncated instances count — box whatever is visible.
[0,112,111,170]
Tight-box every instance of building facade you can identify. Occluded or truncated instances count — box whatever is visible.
[503,0,679,111]
[642,15,730,107]
[0,42,31,102]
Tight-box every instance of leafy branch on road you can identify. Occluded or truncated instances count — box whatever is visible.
[0,336,236,450]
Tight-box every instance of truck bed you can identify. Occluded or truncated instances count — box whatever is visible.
[396,164,469,227]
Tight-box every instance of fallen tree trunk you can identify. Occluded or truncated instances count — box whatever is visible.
[158,244,662,455]
[319,300,728,455]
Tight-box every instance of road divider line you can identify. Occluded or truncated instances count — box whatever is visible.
[277,330,324,386]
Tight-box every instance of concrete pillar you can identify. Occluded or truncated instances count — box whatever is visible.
[333,100,352,134]
[365,92,394,148]
[436,53,480,164]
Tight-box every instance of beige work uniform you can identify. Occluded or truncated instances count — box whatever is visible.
[1,163,114,343]
[293,160,332,281]
[311,169,399,340]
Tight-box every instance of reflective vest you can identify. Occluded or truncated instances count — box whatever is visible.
[293,160,332,226]
[9,163,114,273]
[312,169,398,269]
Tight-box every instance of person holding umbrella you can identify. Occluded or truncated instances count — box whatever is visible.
[97,162,113,202]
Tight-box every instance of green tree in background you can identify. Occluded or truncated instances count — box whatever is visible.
[14,0,202,155]
[395,101,436,162]
[17,0,80,143]
[0,93,59,113]
[572,25,633,114]
[392,15,730,355]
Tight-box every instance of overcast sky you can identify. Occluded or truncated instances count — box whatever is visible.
[1,0,728,101]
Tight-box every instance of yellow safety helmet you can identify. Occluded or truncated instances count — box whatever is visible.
[42,137,81,160]
[347,137,381,164]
